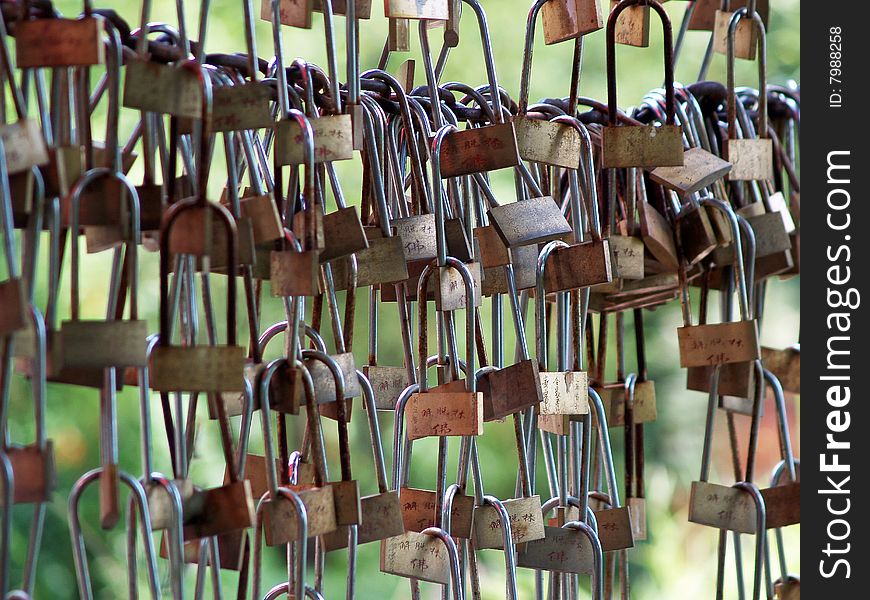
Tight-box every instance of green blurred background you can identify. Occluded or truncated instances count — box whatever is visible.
[6,0,799,597]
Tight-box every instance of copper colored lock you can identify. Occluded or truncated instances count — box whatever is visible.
[270,250,320,297]
[1,119,50,175]
[594,381,657,426]
[406,391,483,440]
[650,147,732,197]
[0,278,26,337]
[6,442,56,504]
[541,0,603,44]
[677,320,760,368]
[543,239,614,292]
[264,486,339,545]
[677,203,719,266]
[513,116,583,169]
[329,236,409,290]
[320,206,369,262]
[610,0,649,47]
[389,18,411,52]
[260,0,313,28]
[688,0,769,32]
[211,83,274,132]
[761,345,800,395]
[151,346,247,393]
[603,1,683,168]
[478,359,542,421]
[713,9,759,60]
[638,199,680,271]
[14,17,104,67]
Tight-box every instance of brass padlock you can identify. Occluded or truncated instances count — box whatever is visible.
[602,1,683,168]
[60,171,148,371]
[323,370,404,550]
[610,0,649,47]
[677,200,760,368]
[541,0,603,44]
[724,10,774,181]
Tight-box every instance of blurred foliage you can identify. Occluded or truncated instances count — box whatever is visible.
[6,0,799,598]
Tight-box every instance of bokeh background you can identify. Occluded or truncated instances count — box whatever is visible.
[6,0,799,597]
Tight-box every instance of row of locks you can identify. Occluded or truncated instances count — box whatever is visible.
[0,0,799,598]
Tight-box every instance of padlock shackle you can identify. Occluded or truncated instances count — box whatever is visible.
[535,239,570,371]
[430,124,460,264]
[0,452,10,594]
[253,487,307,600]
[68,169,141,321]
[392,382,420,490]
[416,258,477,392]
[357,370,392,494]
[158,199,238,346]
[421,526,465,600]
[727,9,768,141]
[606,0,676,127]
[730,482,769,600]
[563,520,604,600]
[300,349,352,482]
[143,475,184,600]
[69,468,161,600]
[481,495,520,599]
[589,388,621,508]
[551,115,602,243]
[518,0,582,116]
[623,373,639,498]
[362,69,432,211]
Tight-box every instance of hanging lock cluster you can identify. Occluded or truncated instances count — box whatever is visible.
[0,0,799,598]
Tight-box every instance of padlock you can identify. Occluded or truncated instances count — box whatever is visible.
[689,364,800,533]
[651,147,732,198]
[724,11,774,181]
[14,7,104,68]
[59,170,147,371]
[252,360,338,545]
[713,6,760,61]
[677,199,760,368]
[438,122,520,178]
[603,1,683,168]
[610,0,649,47]
[323,371,404,550]
[637,175,680,271]
[388,17,411,52]
[677,198,720,266]
[688,0,769,32]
